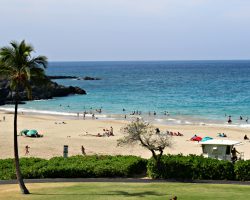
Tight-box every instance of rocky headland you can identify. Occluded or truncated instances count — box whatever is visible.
[0,76,86,105]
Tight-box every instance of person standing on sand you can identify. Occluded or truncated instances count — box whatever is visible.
[81,145,86,155]
[3,116,5,121]
[25,145,30,155]
[231,147,239,161]
[110,126,114,136]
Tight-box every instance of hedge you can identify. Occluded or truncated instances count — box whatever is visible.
[0,155,147,180]
[147,154,235,180]
[234,160,250,181]
[1,155,250,181]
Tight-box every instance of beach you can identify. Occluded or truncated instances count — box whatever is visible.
[1,111,249,160]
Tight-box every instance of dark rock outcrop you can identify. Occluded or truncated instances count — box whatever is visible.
[82,76,101,80]
[48,76,77,79]
[0,76,86,105]
[48,76,101,80]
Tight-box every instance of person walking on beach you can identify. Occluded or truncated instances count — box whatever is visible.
[110,126,114,136]
[92,114,95,119]
[228,116,232,124]
[25,145,30,155]
[83,112,86,120]
[81,145,86,155]
[3,116,5,121]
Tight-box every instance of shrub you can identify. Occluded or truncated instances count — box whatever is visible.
[234,160,250,181]
[0,158,16,180]
[0,155,147,180]
[147,154,235,180]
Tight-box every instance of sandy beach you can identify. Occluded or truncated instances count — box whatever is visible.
[0,111,250,160]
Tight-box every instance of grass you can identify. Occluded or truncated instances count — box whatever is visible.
[0,182,250,200]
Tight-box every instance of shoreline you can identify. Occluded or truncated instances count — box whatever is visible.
[1,106,249,128]
[1,110,250,160]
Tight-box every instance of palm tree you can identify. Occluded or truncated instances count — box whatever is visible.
[0,40,47,194]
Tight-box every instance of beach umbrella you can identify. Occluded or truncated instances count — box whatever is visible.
[191,136,202,141]
[26,130,38,137]
[20,129,29,136]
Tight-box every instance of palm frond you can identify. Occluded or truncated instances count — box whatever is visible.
[29,55,48,69]
[0,40,48,98]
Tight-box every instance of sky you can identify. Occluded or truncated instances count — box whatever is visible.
[1,0,250,61]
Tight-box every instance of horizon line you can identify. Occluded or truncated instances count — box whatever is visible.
[48,59,250,63]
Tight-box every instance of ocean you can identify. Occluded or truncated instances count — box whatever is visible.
[1,60,250,126]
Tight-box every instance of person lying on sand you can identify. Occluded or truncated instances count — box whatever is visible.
[166,131,183,136]
[218,133,227,137]
[177,132,183,136]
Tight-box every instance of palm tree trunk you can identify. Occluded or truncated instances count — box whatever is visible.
[14,95,30,194]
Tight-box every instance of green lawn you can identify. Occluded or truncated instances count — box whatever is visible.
[0,182,250,200]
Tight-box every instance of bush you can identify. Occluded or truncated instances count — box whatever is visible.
[147,154,235,180]
[0,155,147,180]
[0,158,16,180]
[1,155,249,181]
[234,160,250,181]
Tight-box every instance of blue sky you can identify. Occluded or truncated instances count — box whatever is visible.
[1,0,250,61]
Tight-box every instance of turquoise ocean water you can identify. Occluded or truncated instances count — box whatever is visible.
[1,60,250,126]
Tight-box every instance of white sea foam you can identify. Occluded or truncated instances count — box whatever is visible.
[0,107,110,119]
[1,107,78,116]
[239,124,250,128]
[166,118,176,121]
[33,99,55,102]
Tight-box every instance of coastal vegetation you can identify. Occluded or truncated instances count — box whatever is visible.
[147,154,235,180]
[0,155,147,180]
[0,182,250,200]
[0,40,48,194]
[0,155,250,181]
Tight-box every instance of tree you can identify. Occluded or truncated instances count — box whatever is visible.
[0,40,47,194]
[117,119,172,165]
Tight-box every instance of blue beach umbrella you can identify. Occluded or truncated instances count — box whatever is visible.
[26,130,38,137]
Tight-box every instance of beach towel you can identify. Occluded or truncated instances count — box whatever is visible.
[201,136,213,142]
